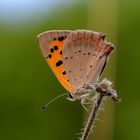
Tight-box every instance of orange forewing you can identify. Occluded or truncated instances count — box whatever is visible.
[38,34,73,93]
[48,40,73,92]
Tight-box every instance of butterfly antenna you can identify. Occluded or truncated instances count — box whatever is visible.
[41,93,68,110]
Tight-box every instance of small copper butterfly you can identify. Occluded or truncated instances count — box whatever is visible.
[37,30,114,103]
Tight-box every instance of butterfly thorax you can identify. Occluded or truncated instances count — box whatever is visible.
[68,82,97,101]
[68,79,118,104]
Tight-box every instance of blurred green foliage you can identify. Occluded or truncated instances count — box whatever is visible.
[115,0,140,140]
[0,1,86,140]
[0,0,140,140]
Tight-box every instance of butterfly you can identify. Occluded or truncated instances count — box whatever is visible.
[37,30,114,104]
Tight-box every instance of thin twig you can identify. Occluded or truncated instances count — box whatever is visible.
[80,94,104,140]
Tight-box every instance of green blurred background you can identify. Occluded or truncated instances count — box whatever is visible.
[0,0,140,140]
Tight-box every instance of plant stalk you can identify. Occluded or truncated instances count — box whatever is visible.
[81,94,104,140]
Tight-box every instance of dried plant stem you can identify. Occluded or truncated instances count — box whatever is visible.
[81,94,104,140]
[80,79,119,140]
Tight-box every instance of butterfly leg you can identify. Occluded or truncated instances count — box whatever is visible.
[81,99,90,113]
[80,92,94,112]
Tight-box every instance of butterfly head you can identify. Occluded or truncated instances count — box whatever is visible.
[67,92,77,101]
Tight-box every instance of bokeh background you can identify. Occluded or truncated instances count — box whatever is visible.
[0,0,140,140]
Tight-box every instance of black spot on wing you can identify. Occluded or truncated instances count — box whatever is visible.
[65,57,68,60]
[62,71,66,75]
[48,54,52,58]
[60,50,62,55]
[58,36,65,41]
[53,38,57,41]
[56,60,63,67]
[50,48,54,53]
[54,45,58,50]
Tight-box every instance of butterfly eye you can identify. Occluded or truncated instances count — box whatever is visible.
[68,93,73,99]
[69,70,71,73]
[70,56,73,59]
